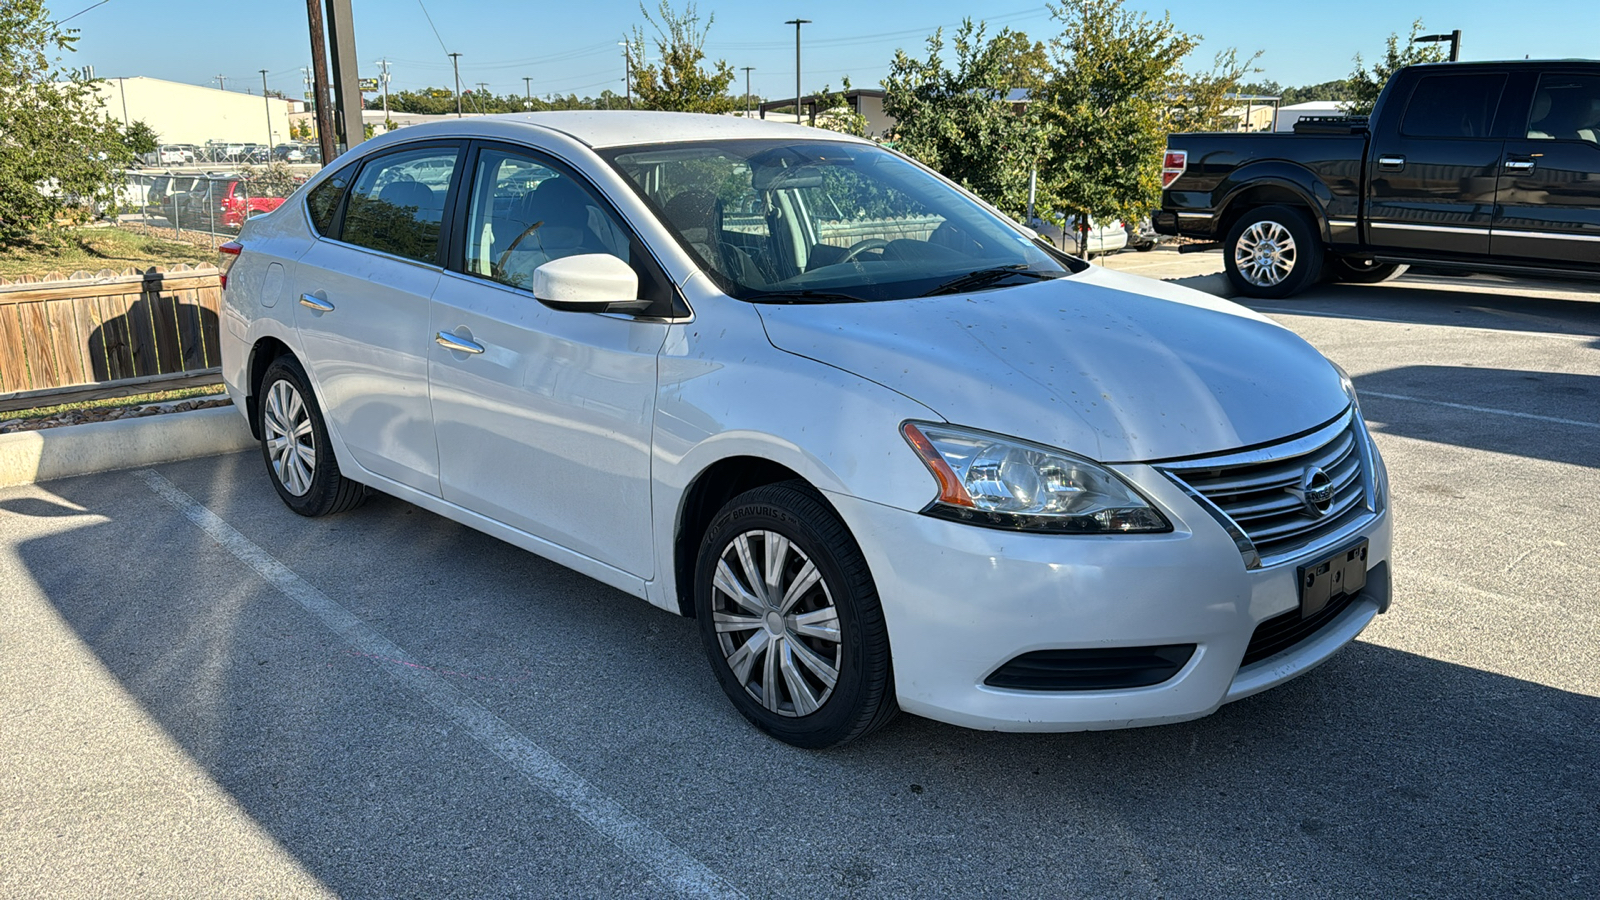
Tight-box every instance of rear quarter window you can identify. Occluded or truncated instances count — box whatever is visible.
[1401,73,1508,139]
[306,164,356,236]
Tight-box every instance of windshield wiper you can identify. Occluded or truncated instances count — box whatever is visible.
[742,289,870,304]
[922,265,1062,297]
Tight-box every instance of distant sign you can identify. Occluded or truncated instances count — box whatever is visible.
[303,91,315,100]
[358,78,379,92]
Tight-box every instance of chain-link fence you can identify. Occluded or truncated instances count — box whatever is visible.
[111,162,325,246]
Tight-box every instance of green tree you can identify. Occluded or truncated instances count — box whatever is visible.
[991,28,1050,94]
[627,1,737,113]
[883,20,1051,219]
[1035,0,1199,242]
[1344,19,1446,115]
[812,78,868,137]
[122,119,159,157]
[1170,48,1263,133]
[0,0,133,244]
[1282,79,1354,105]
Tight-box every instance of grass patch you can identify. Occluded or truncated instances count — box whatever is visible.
[0,227,217,280]
[0,383,226,422]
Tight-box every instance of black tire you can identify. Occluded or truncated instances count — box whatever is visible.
[1326,255,1408,284]
[257,355,367,517]
[1223,205,1324,299]
[694,481,897,748]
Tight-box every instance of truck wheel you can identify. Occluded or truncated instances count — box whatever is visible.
[1224,205,1323,299]
[1327,256,1407,284]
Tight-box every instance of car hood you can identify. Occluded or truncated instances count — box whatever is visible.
[756,266,1348,463]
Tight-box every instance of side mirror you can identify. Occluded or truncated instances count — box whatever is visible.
[532,253,647,313]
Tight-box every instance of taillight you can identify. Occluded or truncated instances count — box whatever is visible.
[1161,149,1188,188]
[218,241,242,289]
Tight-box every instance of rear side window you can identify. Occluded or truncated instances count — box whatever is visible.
[306,164,356,236]
[1401,73,1507,138]
[1528,73,1600,144]
[339,146,461,263]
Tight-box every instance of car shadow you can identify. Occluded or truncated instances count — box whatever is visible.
[1354,366,1600,469]
[1250,280,1600,340]
[13,461,1598,897]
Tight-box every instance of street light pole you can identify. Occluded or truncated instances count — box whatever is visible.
[741,66,754,115]
[1416,29,1462,62]
[523,76,532,110]
[449,52,463,117]
[260,69,273,151]
[784,19,810,125]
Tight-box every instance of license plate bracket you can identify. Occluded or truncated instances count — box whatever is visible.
[1298,540,1369,619]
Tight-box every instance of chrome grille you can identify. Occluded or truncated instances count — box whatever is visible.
[1159,409,1374,566]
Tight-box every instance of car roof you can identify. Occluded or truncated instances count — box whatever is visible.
[374,110,870,150]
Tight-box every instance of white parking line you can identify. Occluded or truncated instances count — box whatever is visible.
[1250,306,1597,343]
[135,469,743,900]
[1360,391,1600,430]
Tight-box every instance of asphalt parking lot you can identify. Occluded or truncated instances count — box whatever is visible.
[3,252,1596,898]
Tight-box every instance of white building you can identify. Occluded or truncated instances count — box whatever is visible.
[91,76,295,148]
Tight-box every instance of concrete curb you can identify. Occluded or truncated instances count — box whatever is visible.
[0,405,255,488]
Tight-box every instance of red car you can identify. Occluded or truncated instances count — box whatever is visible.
[177,176,295,231]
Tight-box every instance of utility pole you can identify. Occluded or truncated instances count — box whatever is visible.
[304,0,336,163]
[323,0,362,153]
[216,74,228,91]
[376,58,390,121]
[741,66,754,115]
[619,41,633,110]
[449,52,463,117]
[523,76,532,110]
[784,19,810,125]
[260,69,274,150]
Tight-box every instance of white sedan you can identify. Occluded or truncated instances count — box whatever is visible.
[218,112,1392,748]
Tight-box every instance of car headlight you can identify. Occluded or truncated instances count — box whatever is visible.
[901,422,1171,534]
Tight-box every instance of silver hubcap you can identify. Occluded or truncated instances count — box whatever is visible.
[711,530,841,718]
[1235,220,1298,287]
[263,379,316,496]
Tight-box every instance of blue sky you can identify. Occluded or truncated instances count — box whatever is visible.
[48,0,1600,102]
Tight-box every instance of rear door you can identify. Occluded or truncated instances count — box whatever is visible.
[1365,71,1510,257]
[1493,70,1600,266]
[291,141,464,495]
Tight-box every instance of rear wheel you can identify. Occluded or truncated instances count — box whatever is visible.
[1223,205,1324,299]
[257,355,367,517]
[694,481,897,748]
[1326,255,1407,284]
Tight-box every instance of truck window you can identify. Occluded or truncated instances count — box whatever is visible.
[1527,74,1600,144]
[1400,73,1507,139]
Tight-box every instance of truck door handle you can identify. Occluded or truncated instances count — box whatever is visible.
[435,331,485,354]
[1503,158,1536,174]
[299,293,334,312]
[1377,156,1406,171]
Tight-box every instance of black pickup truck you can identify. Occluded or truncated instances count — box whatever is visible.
[1154,60,1600,298]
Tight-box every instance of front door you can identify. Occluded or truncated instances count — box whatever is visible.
[1365,71,1509,258]
[1493,71,1600,267]
[292,142,463,495]
[428,144,667,577]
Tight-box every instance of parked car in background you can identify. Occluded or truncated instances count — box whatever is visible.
[147,173,203,223]
[273,143,307,162]
[219,112,1391,749]
[177,174,292,231]
[1028,215,1129,257]
[146,145,192,166]
[1155,59,1600,297]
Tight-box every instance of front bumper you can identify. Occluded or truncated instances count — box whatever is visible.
[826,467,1393,732]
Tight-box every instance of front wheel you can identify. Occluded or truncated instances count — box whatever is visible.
[257,355,367,517]
[1326,256,1408,284]
[694,481,897,748]
[1223,205,1324,299]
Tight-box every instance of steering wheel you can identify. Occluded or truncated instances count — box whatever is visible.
[838,238,890,263]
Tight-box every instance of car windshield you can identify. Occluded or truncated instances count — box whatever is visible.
[600,139,1078,302]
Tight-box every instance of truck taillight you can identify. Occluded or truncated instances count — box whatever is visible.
[218,241,242,289]
[1161,150,1188,188]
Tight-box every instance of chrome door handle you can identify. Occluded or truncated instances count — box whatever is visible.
[435,331,485,354]
[1503,158,1536,173]
[1377,155,1406,171]
[299,293,335,312]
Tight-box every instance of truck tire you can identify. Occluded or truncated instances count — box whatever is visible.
[1223,205,1323,299]
[1327,256,1407,284]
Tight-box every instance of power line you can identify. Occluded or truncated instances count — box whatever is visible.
[416,0,450,55]
[54,0,113,25]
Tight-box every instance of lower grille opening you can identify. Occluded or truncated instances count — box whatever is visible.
[985,644,1196,691]
[1241,583,1364,667]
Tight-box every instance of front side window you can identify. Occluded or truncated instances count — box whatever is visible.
[602,139,1072,302]
[462,148,631,289]
[1527,73,1600,144]
[340,146,460,263]
[1401,73,1507,139]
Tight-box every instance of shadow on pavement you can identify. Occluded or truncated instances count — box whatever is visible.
[1253,281,1600,339]
[15,457,1599,898]
[1355,366,1600,469]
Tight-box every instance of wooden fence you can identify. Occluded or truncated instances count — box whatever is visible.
[0,265,223,412]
